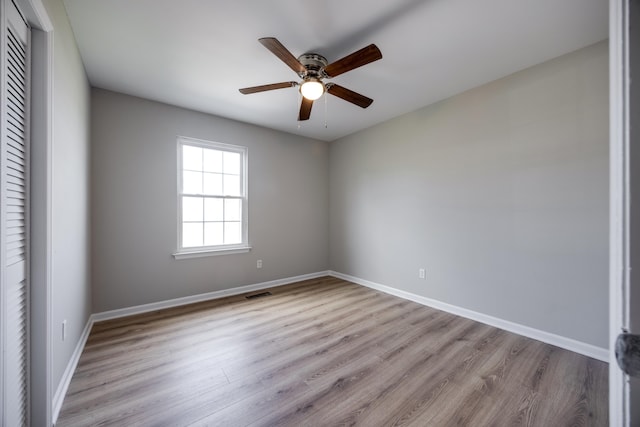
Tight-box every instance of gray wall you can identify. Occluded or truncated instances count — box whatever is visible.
[91,89,329,312]
[43,0,92,396]
[329,41,609,348]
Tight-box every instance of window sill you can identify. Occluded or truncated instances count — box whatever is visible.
[173,246,252,260]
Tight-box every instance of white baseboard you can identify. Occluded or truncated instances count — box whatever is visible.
[52,271,330,424]
[328,271,609,363]
[52,315,94,425]
[92,271,330,322]
[52,268,607,425]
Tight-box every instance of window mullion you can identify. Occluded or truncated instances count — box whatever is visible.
[201,194,205,246]
[221,197,226,244]
[201,147,205,247]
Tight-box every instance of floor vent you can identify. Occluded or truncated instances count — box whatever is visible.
[245,291,272,300]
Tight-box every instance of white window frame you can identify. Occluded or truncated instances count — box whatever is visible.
[173,136,250,259]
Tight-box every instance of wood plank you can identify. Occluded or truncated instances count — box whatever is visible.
[56,276,608,426]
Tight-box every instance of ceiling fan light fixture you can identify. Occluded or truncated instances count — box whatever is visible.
[300,78,325,101]
[239,38,382,121]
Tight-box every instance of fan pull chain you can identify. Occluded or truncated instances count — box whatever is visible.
[297,89,302,130]
[324,92,328,128]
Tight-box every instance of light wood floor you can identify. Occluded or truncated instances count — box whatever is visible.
[57,276,608,426]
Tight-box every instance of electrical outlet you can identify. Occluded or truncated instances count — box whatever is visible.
[257,259,263,269]
[418,268,426,279]
[62,320,67,341]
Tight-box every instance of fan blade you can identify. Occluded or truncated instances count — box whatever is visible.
[239,82,298,94]
[327,84,373,108]
[259,37,306,75]
[298,97,313,121]
[323,44,382,78]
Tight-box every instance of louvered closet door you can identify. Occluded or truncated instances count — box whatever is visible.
[1,0,30,425]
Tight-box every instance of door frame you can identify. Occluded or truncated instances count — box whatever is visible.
[14,0,53,425]
[609,0,635,425]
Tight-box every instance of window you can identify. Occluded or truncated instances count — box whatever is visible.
[174,137,249,258]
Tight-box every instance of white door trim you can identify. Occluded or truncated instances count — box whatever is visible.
[609,0,631,425]
[14,0,53,424]
[29,27,53,426]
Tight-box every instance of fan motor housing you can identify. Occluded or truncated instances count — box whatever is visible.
[297,53,328,78]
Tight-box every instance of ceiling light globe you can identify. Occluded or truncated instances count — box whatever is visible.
[300,79,325,101]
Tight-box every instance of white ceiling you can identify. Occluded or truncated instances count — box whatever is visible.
[62,0,608,142]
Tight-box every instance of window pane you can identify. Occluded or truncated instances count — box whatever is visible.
[178,139,247,252]
[223,174,241,196]
[224,222,242,244]
[204,222,224,246]
[183,145,202,171]
[182,196,203,222]
[183,171,202,194]
[182,223,203,247]
[223,151,241,175]
[203,172,223,195]
[224,199,241,221]
[203,149,223,173]
[204,198,223,221]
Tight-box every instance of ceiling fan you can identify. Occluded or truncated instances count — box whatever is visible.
[239,37,382,121]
